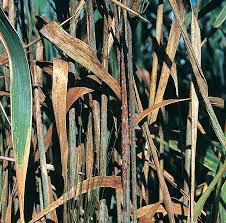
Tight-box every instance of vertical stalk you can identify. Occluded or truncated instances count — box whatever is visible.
[68,108,77,187]
[184,104,191,204]
[190,10,200,222]
[159,125,164,201]
[86,0,101,175]
[33,66,51,220]
[124,7,137,223]
[99,199,109,223]
[121,47,130,223]
[190,83,199,223]
[100,0,109,176]
[114,5,123,222]
[38,177,44,212]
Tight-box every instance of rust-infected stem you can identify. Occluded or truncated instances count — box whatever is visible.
[121,48,130,223]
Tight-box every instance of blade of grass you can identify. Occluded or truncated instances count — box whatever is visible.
[0,9,32,222]
[99,199,109,223]
[69,108,77,187]
[190,83,199,223]
[194,160,226,221]
[100,1,109,177]
[213,4,226,28]
[190,9,201,222]
[66,87,94,112]
[86,112,93,179]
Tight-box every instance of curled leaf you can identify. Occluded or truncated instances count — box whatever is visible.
[66,87,94,112]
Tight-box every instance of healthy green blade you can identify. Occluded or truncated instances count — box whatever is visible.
[194,160,226,221]
[213,4,226,28]
[0,9,32,222]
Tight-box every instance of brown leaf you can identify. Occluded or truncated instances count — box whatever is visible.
[52,59,69,179]
[191,12,201,66]
[0,53,8,66]
[136,68,150,90]
[48,177,58,222]
[208,97,224,108]
[135,98,190,125]
[138,201,161,223]
[5,189,12,223]
[137,202,189,218]
[150,0,185,123]
[66,87,94,112]
[0,91,10,96]
[42,86,94,156]
[40,22,120,99]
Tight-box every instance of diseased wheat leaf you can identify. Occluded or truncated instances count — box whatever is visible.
[137,202,188,218]
[40,22,121,99]
[52,59,69,180]
[135,98,190,125]
[150,0,184,122]
[66,87,94,112]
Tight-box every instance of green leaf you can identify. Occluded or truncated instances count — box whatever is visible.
[213,4,226,28]
[194,160,226,221]
[156,137,220,172]
[199,147,220,172]
[0,9,32,222]
[218,181,226,222]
